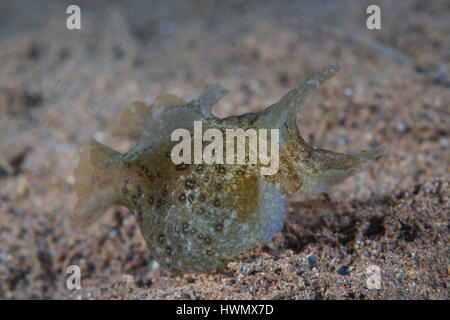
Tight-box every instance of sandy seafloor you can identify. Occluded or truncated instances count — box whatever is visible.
[0,0,448,299]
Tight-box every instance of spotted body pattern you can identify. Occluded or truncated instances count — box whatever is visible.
[73,63,382,273]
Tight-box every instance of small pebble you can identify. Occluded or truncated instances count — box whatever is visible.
[338,136,349,146]
[337,265,350,276]
[396,122,410,133]
[344,87,353,96]
[308,255,318,271]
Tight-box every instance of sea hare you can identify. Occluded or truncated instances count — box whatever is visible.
[73,63,382,273]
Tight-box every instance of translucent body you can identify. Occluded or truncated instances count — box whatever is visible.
[73,63,382,273]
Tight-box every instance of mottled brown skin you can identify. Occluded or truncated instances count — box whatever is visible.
[119,145,262,273]
[73,63,382,274]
